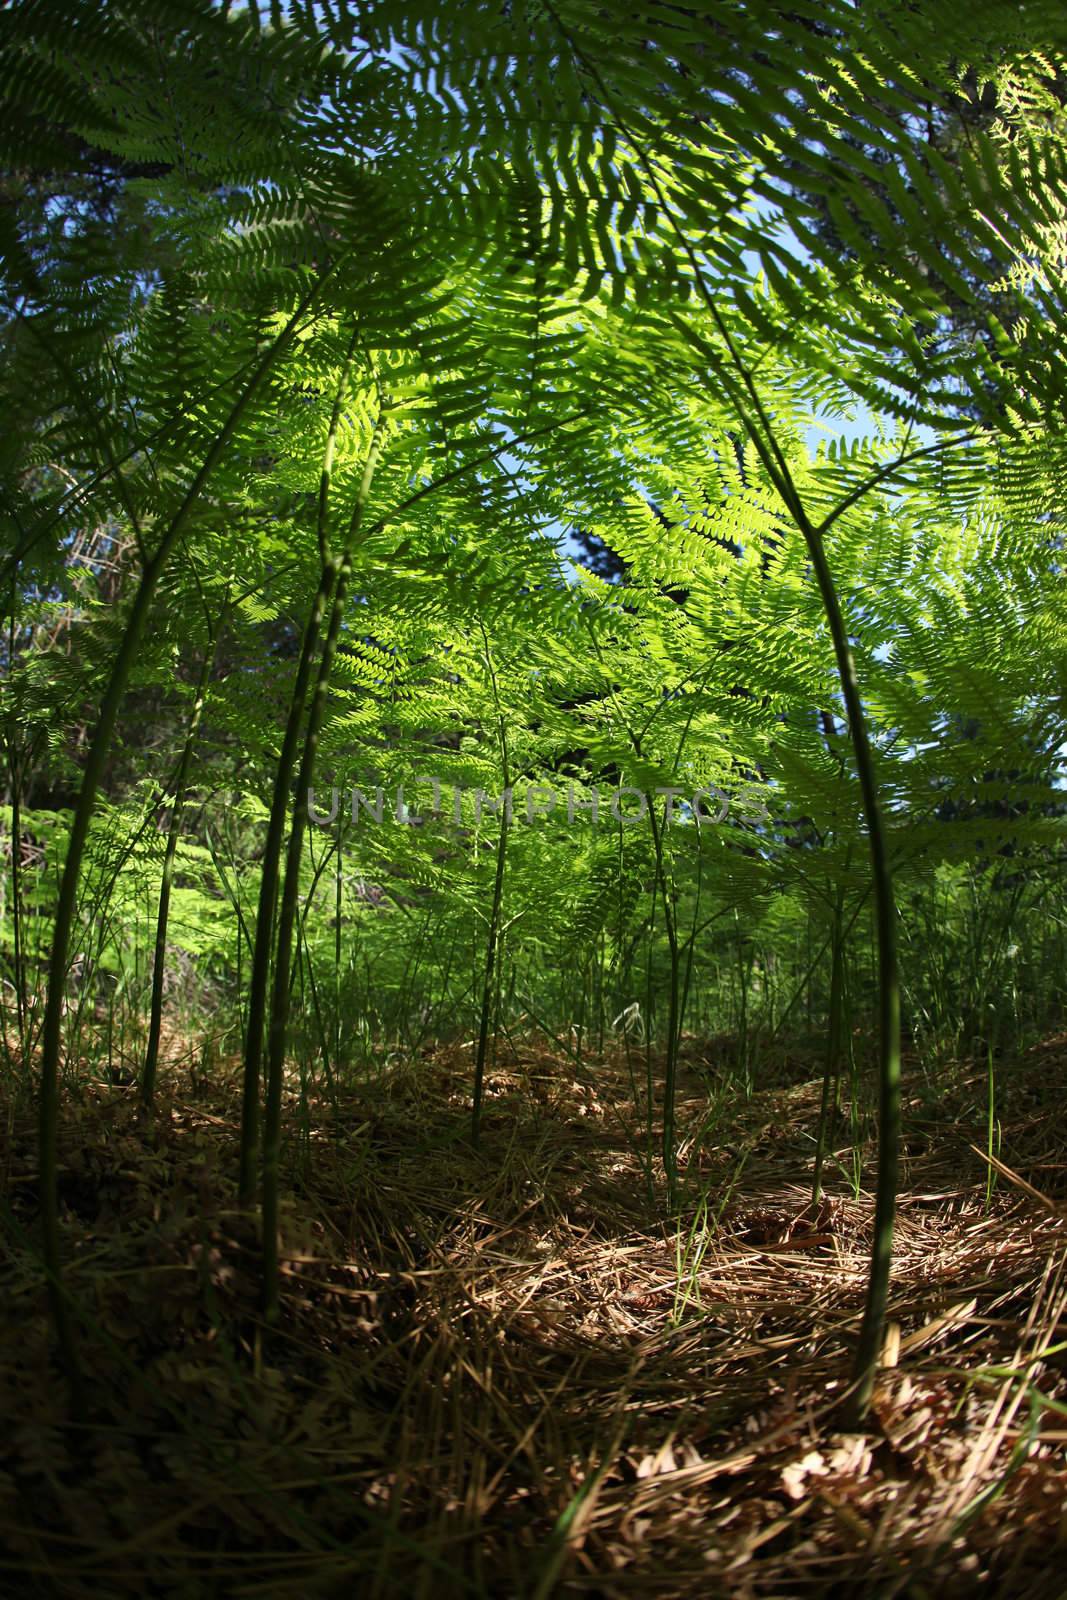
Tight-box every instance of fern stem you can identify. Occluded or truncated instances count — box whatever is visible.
[799,531,901,1424]
[471,797,510,1149]
[262,406,385,1322]
[238,326,358,1204]
[812,888,847,1207]
[142,612,222,1111]
[471,627,511,1149]
[261,555,345,1320]
[662,303,902,1419]
[648,798,681,1210]
[536,18,902,1403]
[238,563,336,1205]
[7,595,26,1062]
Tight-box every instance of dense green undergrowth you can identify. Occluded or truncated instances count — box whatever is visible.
[3,0,1067,1582]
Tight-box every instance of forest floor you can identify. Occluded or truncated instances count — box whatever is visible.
[1,1027,1066,1598]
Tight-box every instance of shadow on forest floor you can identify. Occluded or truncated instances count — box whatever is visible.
[1,1029,1066,1597]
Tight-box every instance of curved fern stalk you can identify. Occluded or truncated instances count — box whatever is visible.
[7,733,26,1056]
[679,309,902,1420]
[471,623,511,1149]
[535,9,905,1416]
[238,329,361,1204]
[696,325,904,1421]
[141,590,228,1112]
[651,655,732,1198]
[261,403,387,1324]
[257,558,340,1314]
[650,675,720,1211]
[36,274,331,1406]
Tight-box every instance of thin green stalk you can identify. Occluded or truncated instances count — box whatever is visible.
[677,830,706,1053]
[812,889,846,1207]
[985,1038,999,1212]
[7,593,27,1063]
[471,626,511,1148]
[8,728,25,1064]
[735,912,750,1089]
[648,798,682,1209]
[141,610,223,1110]
[298,911,338,1120]
[334,814,344,1063]
[644,884,656,1201]
[803,523,900,1425]
[261,564,343,1317]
